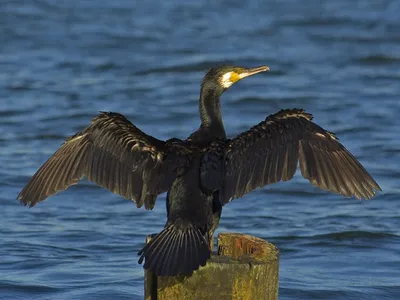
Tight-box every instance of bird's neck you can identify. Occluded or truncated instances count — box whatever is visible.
[187,84,227,145]
[198,86,226,137]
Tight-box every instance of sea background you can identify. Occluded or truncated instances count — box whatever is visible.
[1,1,399,299]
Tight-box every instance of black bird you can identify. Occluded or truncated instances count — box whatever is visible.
[17,65,381,276]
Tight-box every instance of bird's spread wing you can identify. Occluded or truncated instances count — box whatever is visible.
[17,112,189,209]
[221,109,381,204]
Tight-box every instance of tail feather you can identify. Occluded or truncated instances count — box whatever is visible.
[138,224,210,276]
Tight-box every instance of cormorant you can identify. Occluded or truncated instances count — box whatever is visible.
[17,65,381,276]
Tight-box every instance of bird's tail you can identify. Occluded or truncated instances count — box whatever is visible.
[138,224,210,276]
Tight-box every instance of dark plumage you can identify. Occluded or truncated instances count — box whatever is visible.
[17,65,381,276]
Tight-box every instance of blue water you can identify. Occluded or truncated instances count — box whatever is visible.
[1,1,399,299]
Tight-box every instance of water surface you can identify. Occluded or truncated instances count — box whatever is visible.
[1,1,399,299]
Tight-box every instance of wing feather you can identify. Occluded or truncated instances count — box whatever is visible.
[222,109,381,203]
[17,112,188,209]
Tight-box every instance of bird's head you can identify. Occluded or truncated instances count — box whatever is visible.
[202,65,270,92]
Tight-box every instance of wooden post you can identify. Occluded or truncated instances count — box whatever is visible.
[144,232,279,300]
